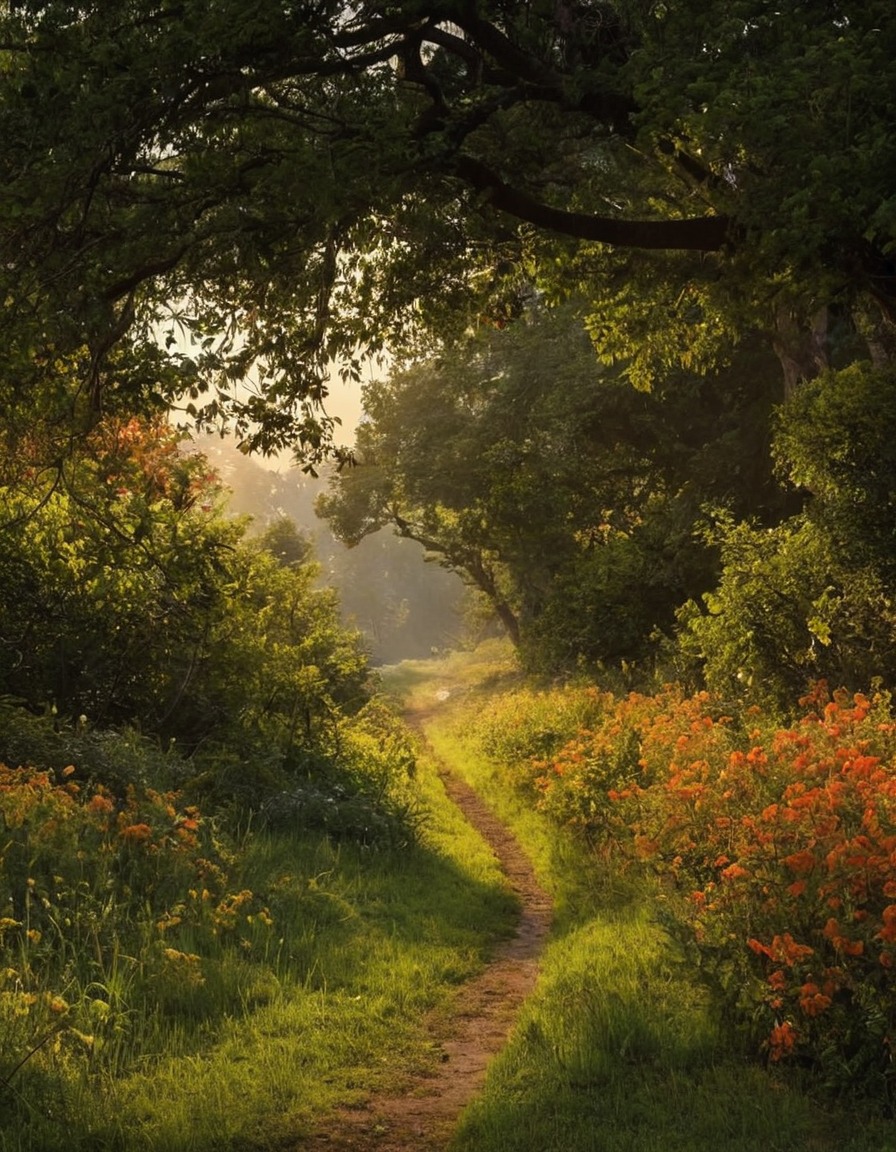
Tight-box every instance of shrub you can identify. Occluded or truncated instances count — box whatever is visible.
[0,703,186,792]
[513,680,896,1098]
[679,363,896,712]
[472,683,608,769]
[681,516,896,711]
[259,698,424,849]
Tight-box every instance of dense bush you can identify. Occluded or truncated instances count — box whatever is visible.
[680,362,896,710]
[678,516,896,709]
[0,417,372,794]
[0,413,427,1104]
[259,699,423,848]
[472,683,608,769]
[480,681,896,1098]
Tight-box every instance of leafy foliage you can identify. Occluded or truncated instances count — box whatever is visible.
[0,418,369,767]
[680,363,896,707]
[320,303,784,671]
[259,699,422,847]
[0,2,893,454]
[477,679,896,1099]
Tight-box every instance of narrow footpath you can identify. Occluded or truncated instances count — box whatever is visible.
[306,723,553,1151]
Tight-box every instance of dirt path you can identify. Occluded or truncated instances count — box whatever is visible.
[305,724,553,1151]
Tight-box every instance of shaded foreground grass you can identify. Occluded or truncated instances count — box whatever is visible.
[0,731,517,1152]
[392,649,896,1152]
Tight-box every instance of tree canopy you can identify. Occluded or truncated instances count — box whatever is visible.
[2,0,896,701]
[1,0,894,456]
[318,301,786,667]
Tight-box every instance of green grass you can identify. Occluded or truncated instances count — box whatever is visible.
[7,643,895,1151]
[399,649,896,1152]
[0,735,518,1152]
[376,638,523,717]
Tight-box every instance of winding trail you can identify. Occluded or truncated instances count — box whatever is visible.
[306,718,553,1151]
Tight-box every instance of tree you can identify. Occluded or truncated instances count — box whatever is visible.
[0,1,893,456]
[681,362,896,708]
[0,415,369,755]
[318,301,785,668]
[257,516,314,567]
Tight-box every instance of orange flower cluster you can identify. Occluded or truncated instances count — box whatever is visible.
[0,763,229,990]
[768,1020,797,1061]
[519,681,896,1090]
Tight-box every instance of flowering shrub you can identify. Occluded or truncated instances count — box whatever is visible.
[504,681,896,1097]
[0,764,229,939]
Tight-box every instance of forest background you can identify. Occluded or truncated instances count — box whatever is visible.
[1,1,896,1146]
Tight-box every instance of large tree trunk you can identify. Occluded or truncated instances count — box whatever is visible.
[772,306,830,398]
[492,599,521,648]
[857,301,896,368]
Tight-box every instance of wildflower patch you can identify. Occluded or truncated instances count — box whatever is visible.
[487,681,896,1097]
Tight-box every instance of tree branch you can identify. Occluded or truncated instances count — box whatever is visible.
[453,155,732,252]
[451,9,557,87]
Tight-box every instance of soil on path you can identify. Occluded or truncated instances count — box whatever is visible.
[305,719,553,1152]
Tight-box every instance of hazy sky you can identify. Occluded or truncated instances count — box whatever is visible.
[325,372,366,449]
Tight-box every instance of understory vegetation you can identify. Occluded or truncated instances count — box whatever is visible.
[0,687,517,1151]
[469,676,896,1099]
[393,651,896,1151]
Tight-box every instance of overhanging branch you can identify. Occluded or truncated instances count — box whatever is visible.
[453,155,731,252]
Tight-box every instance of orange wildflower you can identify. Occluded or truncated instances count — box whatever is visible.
[783,849,816,875]
[776,933,815,965]
[876,905,896,944]
[798,983,832,1016]
[750,933,815,966]
[823,917,864,956]
[121,822,153,842]
[768,1021,797,1062]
